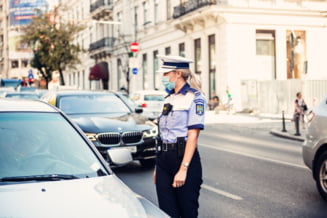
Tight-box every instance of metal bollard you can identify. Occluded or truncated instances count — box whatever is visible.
[294,113,301,136]
[281,111,287,132]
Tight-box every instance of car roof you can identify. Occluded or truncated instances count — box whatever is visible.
[0,99,58,112]
[50,90,116,96]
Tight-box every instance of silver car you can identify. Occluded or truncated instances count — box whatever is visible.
[302,94,327,200]
[0,99,168,218]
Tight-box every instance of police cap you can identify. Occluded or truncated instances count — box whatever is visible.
[157,55,193,73]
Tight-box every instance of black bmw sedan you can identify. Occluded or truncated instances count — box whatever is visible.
[41,90,158,168]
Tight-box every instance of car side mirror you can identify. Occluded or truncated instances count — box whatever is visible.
[134,107,143,114]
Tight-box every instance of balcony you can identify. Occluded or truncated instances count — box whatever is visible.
[173,0,218,18]
[90,0,113,20]
[89,37,115,59]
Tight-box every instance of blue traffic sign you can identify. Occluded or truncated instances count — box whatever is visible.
[132,68,138,75]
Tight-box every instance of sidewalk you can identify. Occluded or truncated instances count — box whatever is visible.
[205,110,305,142]
[270,128,305,142]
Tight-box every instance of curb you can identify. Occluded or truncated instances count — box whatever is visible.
[270,129,305,142]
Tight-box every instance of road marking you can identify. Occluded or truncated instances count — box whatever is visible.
[202,184,243,200]
[200,143,308,169]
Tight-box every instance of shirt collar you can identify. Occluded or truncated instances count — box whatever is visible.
[167,83,190,96]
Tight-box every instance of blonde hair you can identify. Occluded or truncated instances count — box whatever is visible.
[179,68,202,91]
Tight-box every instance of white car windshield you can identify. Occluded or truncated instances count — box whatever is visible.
[0,113,107,182]
[58,94,131,114]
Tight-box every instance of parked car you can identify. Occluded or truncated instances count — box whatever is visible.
[130,90,166,120]
[1,91,40,100]
[0,99,168,218]
[41,90,158,168]
[0,87,15,96]
[302,94,327,200]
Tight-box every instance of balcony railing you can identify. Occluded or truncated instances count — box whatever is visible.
[89,37,115,52]
[173,0,218,18]
[90,0,113,13]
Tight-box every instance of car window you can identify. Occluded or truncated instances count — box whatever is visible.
[0,112,107,180]
[144,94,165,101]
[58,94,131,114]
[118,93,138,109]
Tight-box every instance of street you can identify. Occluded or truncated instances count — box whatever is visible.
[114,114,327,218]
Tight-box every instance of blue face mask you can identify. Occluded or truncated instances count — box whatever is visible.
[161,76,175,91]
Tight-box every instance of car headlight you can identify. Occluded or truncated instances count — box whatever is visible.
[136,195,169,218]
[143,121,158,138]
[85,133,97,141]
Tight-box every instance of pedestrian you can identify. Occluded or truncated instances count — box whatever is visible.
[208,94,219,110]
[48,71,60,91]
[293,91,307,130]
[153,55,206,218]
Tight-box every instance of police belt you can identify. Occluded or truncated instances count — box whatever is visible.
[161,142,178,152]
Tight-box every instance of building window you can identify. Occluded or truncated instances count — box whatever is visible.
[21,60,28,68]
[165,46,171,55]
[143,1,149,26]
[11,60,19,68]
[179,43,185,57]
[134,6,138,32]
[194,38,201,74]
[208,34,216,99]
[256,30,276,79]
[142,53,148,89]
[153,50,159,89]
[154,0,159,24]
[286,30,307,79]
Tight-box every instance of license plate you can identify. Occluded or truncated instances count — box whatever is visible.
[108,146,137,153]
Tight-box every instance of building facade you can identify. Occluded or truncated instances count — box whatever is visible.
[62,0,327,111]
[0,0,9,80]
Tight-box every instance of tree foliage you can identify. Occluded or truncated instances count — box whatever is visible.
[21,11,85,87]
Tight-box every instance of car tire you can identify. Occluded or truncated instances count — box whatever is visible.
[315,151,327,201]
[139,159,155,168]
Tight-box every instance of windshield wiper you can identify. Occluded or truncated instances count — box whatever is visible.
[0,174,79,182]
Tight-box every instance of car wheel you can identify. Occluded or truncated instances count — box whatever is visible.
[315,151,327,200]
[139,159,155,168]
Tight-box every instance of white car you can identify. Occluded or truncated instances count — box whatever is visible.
[302,94,327,200]
[130,90,166,120]
[0,99,168,218]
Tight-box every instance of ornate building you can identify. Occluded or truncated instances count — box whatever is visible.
[62,0,327,112]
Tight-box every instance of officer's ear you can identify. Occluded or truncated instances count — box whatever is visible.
[175,70,182,78]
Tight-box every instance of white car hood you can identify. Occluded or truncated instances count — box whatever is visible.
[0,175,147,218]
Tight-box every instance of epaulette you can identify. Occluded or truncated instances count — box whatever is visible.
[187,87,201,96]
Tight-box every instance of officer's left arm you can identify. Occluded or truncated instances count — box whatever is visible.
[172,129,199,188]
[172,93,206,188]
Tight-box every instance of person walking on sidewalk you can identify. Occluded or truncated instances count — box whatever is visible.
[153,55,206,218]
[293,92,308,131]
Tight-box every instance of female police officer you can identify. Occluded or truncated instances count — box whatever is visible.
[153,55,206,218]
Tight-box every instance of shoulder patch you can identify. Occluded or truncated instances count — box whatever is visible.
[196,103,205,116]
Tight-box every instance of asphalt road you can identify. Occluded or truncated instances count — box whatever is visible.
[114,118,327,218]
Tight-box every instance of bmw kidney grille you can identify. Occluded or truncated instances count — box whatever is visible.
[97,131,143,145]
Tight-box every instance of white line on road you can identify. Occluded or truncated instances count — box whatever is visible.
[200,143,308,169]
[202,184,243,200]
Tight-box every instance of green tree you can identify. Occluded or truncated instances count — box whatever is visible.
[21,11,85,87]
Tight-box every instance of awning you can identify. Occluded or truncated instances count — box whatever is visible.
[89,62,109,80]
